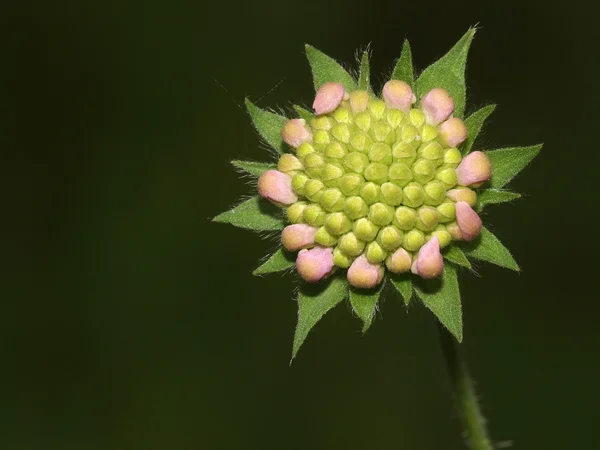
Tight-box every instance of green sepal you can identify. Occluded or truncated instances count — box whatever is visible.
[415,27,476,118]
[292,276,349,360]
[462,226,519,271]
[485,144,543,188]
[462,104,496,154]
[305,44,358,92]
[231,160,276,177]
[391,40,414,89]
[389,274,413,306]
[443,246,471,269]
[253,248,295,275]
[415,264,462,342]
[476,189,521,211]
[245,98,288,154]
[357,50,372,92]
[293,105,314,122]
[212,196,285,231]
[349,281,384,333]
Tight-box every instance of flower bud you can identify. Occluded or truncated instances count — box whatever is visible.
[291,173,309,196]
[303,152,325,175]
[333,247,354,268]
[403,229,425,252]
[354,112,372,132]
[313,129,330,146]
[421,88,454,125]
[365,241,387,263]
[394,206,417,230]
[377,225,403,251]
[303,203,326,227]
[338,232,366,256]
[344,196,369,219]
[447,187,477,206]
[360,182,380,205]
[324,142,347,160]
[281,119,312,148]
[437,200,456,223]
[382,80,414,112]
[402,182,425,208]
[313,82,345,115]
[353,218,380,241]
[424,180,447,206]
[409,109,426,128]
[304,178,325,202]
[315,226,338,247]
[349,90,369,113]
[297,142,316,160]
[386,109,405,128]
[455,201,483,241]
[446,221,463,240]
[339,173,364,196]
[412,159,436,184]
[456,151,491,187]
[364,163,389,184]
[388,162,413,187]
[420,124,438,143]
[324,212,352,235]
[371,122,393,143]
[350,130,373,152]
[369,143,392,164]
[320,188,345,212]
[369,202,394,226]
[321,162,344,185]
[416,206,439,231]
[386,248,412,273]
[331,123,351,143]
[368,99,386,120]
[444,148,462,166]
[310,116,334,130]
[277,153,303,174]
[344,152,369,174]
[287,201,307,223]
[440,117,467,147]
[414,236,443,279]
[418,142,444,162]
[296,247,335,283]
[333,107,351,124]
[429,225,452,248]
[257,170,298,206]
[281,224,318,251]
[436,167,458,189]
[398,124,419,146]
[380,182,404,206]
[347,254,384,289]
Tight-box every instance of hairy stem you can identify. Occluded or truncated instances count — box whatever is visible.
[437,322,494,450]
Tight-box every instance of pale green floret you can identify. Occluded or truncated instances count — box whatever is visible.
[402,182,425,208]
[424,180,447,206]
[430,225,452,248]
[380,182,404,206]
[386,109,404,128]
[403,229,425,251]
[416,206,439,231]
[371,122,394,143]
[368,99,386,120]
[325,142,347,159]
[369,143,392,164]
[394,206,417,230]
[437,200,456,223]
[419,142,444,162]
[350,130,372,152]
[436,167,458,188]
[331,123,351,143]
[297,142,316,160]
[338,232,365,256]
[292,173,309,196]
[313,129,330,146]
[421,124,438,142]
[339,173,363,196]
[377,225,403,251]
[304,178,325,202]
[321,162,344,185]
[354,112,371,132]
[311,116,333,130]
[412,159,436,184]
[320,188,345,212]
[333,247,353,268]
[344,152,369,174]
[353,217,380,241]
[333,107,352,124]
[324,212,352,235]
[364,163,389,184]
[409,109,426,128]
[360,182,380,205]
[315,226,338,246]
[444,147,462,166]
[366,241,387,263]
[287,202,307,223]
[399,124,419,147]
[344,196,369,219]
[388,162,413,187]
[392,142,417,165]
[303,203,326,226]
[369,203,394,226]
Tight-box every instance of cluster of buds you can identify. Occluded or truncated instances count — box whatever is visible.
[258,81,491,289]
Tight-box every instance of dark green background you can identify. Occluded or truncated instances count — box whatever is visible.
[2,1,597,449]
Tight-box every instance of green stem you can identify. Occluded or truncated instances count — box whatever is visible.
[437,322,494,450]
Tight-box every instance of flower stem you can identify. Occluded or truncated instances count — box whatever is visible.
[437,322,494,450]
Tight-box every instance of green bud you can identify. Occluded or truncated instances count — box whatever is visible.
[386,109,405,128]
[313,129,330,146]
[297,142,316,161]
[366,241,387,263]
[403,229,425,252]
[321,162,344,185]
[368,99,386,120]
[324,142,347,159]
[402,182,425,208]
[344,196,369,219]
[324,212,352,235]
[315,226,338,246]
[409,109,426,128]
[311,116,333,130]
[368,143,392,164]
[304,178,325,202]
[398,124,419,146]
[423,180,447,206]
[331,123,351,143]
[277,153,304,174]
[371,122,393,143]
[369,202,394,226]
[333,107,352,124]
[444,148,462,166]
[337,232,366,257]
[333,247,354,268]
[446,222,462,240]
[437,200,456,223]
[304,151,324,170]
[364,162,389,184]
[354,112,371,132]
[320,188,345,212]
[388,162,413,187]
[392,142,417,166]
[360,182,380,205]
[349,130,373,153]
[291,173,309,195]
[416,206,439,231]
[303,203,326,226]
[380,182,404,206]
[353,217,380,241]
[412,159,435,184]
[344,152,369,174]
[436,167,458,189]
[377,225,403,251]
[287,201,307,223]
[418,142,444,162]
[421,124,438,142]
[394,206,417,230]
[429,225,452,248]
[339,173,364,196]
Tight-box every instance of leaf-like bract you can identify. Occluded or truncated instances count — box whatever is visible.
[462,104,496,154]
[390,275,413,306]
[415,264,463,342]
[485,145,543,188]
[293,105,314,122]
[305,45,358,92]
[477,189,521,210]
[462,227,519,271]
[357,51,372,92]
[245,99,288,154]
[292,276,349,360]
[253,248,295,275]
[231,160,275,177]
[443,246,472,269]
[349,282,384,333]
[391,40,414,89]
[212,196,285,231]
[415,28,476,118]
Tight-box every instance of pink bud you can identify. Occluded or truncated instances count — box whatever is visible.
[382,80,414,112]
[386,248,412,273]
[281,224,317,251]
[414,236,444,279]
[456,151,491,187]
[257,170,298,206]
[313,82,345,115]
[446,187,477,206]
[421,88,455,125]
[347,254,384,289]
[296,247,335,283]
[455,201,483,241]
[440,117,467,147]
[281,119,312,148]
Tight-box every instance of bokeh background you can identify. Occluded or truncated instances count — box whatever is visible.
[2,1,598,449]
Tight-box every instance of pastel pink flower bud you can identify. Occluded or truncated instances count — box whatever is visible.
[414,236,444,279]
[296,247,335,283]
[281,119,312,148]
[313,82,345,115]
[421,88,454,125]
[347,254,384,289]
[439,117,467,147]
[382,80,414,112]
[456,151,492,187]
[257,170,298,206]
[455,201,483,241]
[281,224,318,251]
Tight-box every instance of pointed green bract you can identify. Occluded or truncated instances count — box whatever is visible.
[485,145,542,188]
[390,275,413,306]
[415,264,463,342]
[213,196,285,231]
[245,99,288,154]
[462,227,519,271]
[462,104,496,154]
[231,160,276,177]
[476,189,521,211]
[292,277,349,360]
[443,246,471,269]
[305,44,358,92]
[349,282,384,333]
[253,248,295,275]
[357,51,372,92]
[293,105,314,122]
[392,40,414,89]
[415,28,476,118]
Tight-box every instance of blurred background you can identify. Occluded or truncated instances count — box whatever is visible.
[1,0,597,449]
